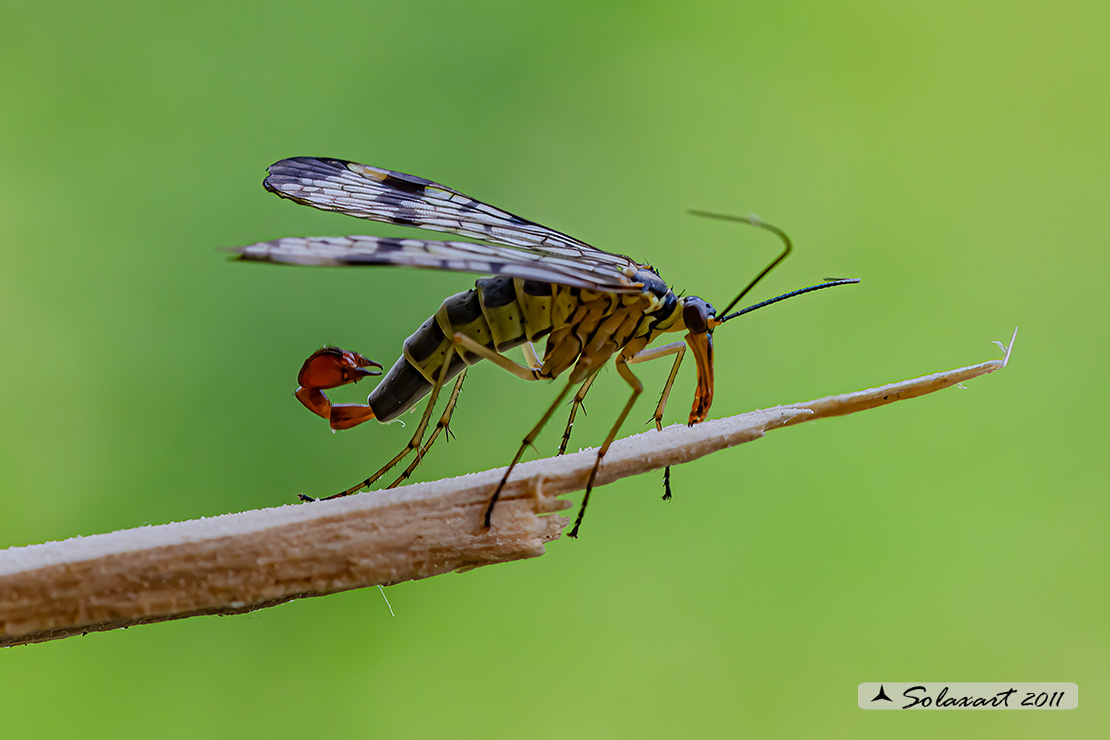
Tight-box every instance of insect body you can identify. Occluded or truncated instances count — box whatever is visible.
[234,157,857,537]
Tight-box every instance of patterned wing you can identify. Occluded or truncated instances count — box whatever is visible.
[232,234,642,293]
[263,157,640,272]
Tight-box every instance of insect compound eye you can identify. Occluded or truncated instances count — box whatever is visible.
[683,297,715,334]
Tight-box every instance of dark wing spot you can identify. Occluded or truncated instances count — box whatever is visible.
[376,238,406,252]
[380,173,429,196]
[390,208,420,226]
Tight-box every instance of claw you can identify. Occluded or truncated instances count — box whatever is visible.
[298,346,382,389]
[295,346,383,430]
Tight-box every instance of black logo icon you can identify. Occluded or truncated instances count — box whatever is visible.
[871,685,893,702]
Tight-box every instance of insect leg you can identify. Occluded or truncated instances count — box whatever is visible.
[628,340,686,423]
[522,341,543,370]
[558,372,598,456]
[387,369,468,488]
[313,347,457,500]
[484,376,580,528]
[452,333,542,381]
[628,340,687,500]
[568,356,644,539]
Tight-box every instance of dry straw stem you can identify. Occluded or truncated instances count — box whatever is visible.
[0,331,1015,648]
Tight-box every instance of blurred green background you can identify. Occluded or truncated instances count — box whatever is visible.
[1,0,1105,736]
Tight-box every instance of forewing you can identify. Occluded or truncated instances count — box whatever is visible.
[232,234,641,293]
[263,157,639,272]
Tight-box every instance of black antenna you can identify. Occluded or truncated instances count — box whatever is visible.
[689,210,793,318]
[716,278,860,324]
[690,210,859,323]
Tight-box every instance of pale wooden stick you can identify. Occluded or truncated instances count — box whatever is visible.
[0,331,1015,647]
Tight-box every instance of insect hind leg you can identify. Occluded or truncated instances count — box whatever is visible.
[387,369,468,488]
[452,332,543,381]
[306,347,458,501]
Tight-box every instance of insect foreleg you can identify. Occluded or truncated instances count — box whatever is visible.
[628,340,687,424]
[558,372,598,456]
[568,356,643,539]
[628,340,687,500]
[484,376,580,528]
[387,369,467,488]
